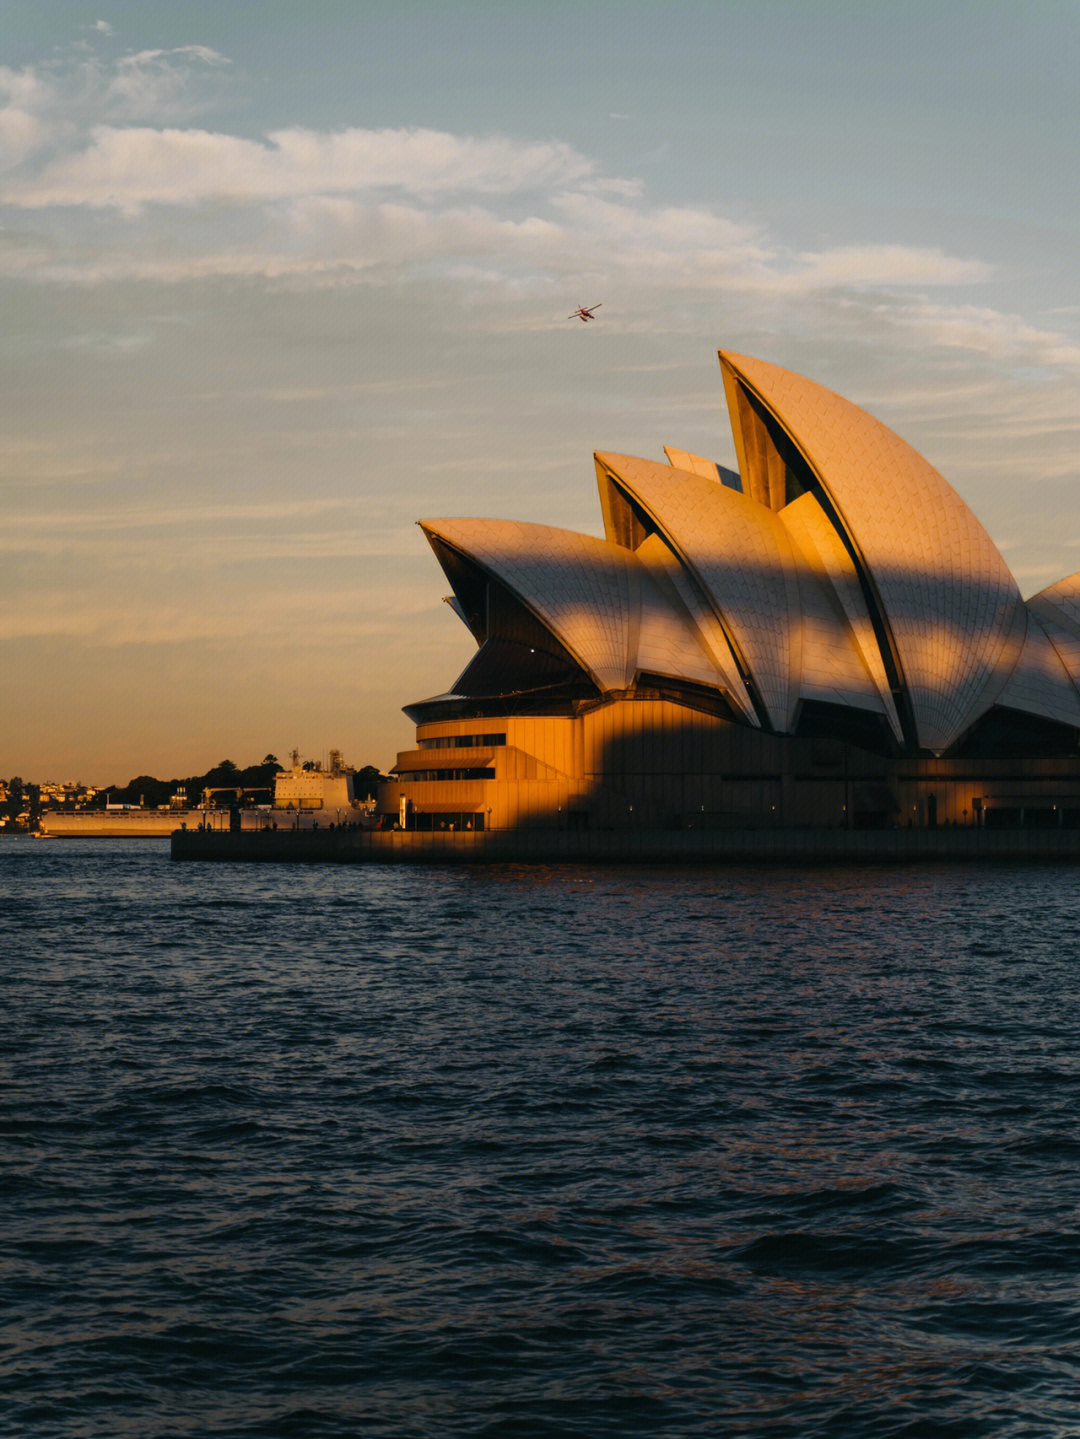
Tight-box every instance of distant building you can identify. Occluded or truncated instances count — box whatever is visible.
[269,749,375,821]
[378,350,1080,832]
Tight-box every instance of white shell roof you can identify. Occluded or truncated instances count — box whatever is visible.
[633,532,758,722]
[596,452,804,731]
[1027,575,1080,694]
[992,611,1080,727]
[420,517,724,696]
[779,494,893,722]
[663,447,741,490]
[1028,573,1080,637]
[781,493,903,739]
[415,353,1080,750]
[721,351,1027,752]
[662,446,723,482]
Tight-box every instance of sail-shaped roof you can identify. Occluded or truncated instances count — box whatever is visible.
[780,492,903,739]
[992,611,1080,727]
[1028,573,1080,640]
[631,532,756,718]
[1027,575,1080,699]
[720,351,1026,752]
[411,351,1080,756]
[779,493,895,725]
[662,446,742,491]
[596,452,803,731]
[420,517,723,697]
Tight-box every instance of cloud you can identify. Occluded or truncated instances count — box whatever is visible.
[0,576,429,645]
[103,45,233,123]
[909,302,1080,368]
[0,42,984,310]
[58,329,152,355]
[0,65,54,167]
[5,37,1079,388]
[3,496,357,533]
[0,41,235,165]
[827,291,1080,372]
[4,125,594,213]
[0,167,997,317]
[0,491,423,570]
[785,245,991,290]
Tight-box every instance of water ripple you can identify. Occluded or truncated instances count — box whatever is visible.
[5,839,1080,1436]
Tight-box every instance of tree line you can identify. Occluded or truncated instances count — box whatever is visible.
[102,754,283,809]
[102,755,388,808]
[3,754,389,826]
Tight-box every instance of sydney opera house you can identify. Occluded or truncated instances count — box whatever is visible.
[378,351,1080,834]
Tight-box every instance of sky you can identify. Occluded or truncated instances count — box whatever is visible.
[5,0,1080,784]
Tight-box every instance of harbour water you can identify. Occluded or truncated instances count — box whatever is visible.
[5,838,1080,1437]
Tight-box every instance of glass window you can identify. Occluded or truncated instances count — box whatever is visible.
[418,733,506,750]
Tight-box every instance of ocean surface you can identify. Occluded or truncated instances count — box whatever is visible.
[4,838,1080,1438]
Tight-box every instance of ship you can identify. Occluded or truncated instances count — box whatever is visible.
[39,750,378,836]
[38,793,200,837]
[237,750,379,832]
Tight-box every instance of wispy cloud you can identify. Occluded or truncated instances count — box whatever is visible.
[3,496,358,532]
[821,291,1080,374]
[0,42,234,157]
[13,34,1073,409]
[786,245,991,290]
[908,301,1080,368]
[0,38,1005,335]
[0,576,433,645]
[5,125,594,213]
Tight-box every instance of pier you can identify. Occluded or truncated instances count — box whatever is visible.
[171,825,1080,865]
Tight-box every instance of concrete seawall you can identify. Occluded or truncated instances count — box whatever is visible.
[171,826,1080,865]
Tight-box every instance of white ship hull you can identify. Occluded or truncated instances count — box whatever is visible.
[39,810,199,837]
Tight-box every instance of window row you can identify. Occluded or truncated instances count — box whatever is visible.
[417,732,507,749]
[409,811,486,831]
[399,768,497,782]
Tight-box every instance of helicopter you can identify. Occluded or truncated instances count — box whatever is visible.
[568,303,602,322]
